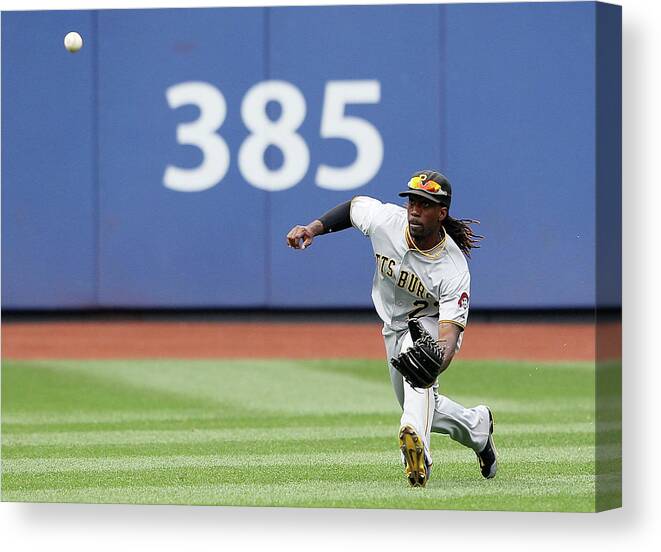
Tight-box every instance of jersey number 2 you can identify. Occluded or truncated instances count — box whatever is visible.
[408,300,429,319]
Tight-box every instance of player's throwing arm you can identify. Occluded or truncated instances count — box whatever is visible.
[286,200,353,249]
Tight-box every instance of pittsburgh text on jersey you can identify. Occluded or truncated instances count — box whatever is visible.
[375,253,436,303]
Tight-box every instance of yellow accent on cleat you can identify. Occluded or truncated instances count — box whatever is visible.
[399,425,428,488]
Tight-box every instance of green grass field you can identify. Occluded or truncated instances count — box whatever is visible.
[1,358,619,511]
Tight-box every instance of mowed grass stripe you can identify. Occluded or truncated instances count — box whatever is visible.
[2,397,597,428]
[3,359,596,418]
[0,475,610,511]
[1,410,223,426]
[8,359,397,415]
[2,429,613,461]
[1,459,604,495]
[2,395,596,433]
[1,421,618,448]
[1,411,398,434]
[2,444,622,475]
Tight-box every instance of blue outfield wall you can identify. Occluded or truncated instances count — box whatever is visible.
[2,11,98,308]
[1,3,620,310]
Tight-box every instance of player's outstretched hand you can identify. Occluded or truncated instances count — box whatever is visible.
[286,222,322,250]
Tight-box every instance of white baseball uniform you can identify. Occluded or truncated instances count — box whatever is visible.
[350,196,491,464]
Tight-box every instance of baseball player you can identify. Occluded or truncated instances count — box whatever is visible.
[286,170,496,487]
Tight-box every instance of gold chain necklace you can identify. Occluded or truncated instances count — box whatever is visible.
[405,225,447,259]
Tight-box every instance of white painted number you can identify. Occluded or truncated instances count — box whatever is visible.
[163,82,230,192]
[316,80,383,191]
[164,79,383,192]
[238,81,310,191]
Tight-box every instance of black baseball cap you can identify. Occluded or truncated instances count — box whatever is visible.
[398,170,452,207]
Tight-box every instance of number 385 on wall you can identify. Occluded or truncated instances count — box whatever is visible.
[163,79,383,193]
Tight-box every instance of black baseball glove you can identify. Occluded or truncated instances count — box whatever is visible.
[391,319,445,389]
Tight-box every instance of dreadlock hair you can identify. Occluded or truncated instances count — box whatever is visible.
[443,215,483,258]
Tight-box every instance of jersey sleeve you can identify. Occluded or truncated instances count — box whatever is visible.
[438,270,471,330]
[350,196,386,237]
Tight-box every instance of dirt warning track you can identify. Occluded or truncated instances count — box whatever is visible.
[1,321,616,361]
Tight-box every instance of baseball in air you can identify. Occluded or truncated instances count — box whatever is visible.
[64,31,83,53]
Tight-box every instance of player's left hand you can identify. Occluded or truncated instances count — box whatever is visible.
[391,319,446,388]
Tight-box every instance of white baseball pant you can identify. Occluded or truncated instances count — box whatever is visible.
[384,316,491,464]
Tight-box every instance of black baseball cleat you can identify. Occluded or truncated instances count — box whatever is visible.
[399,425,431,487]
[476,407,497,479]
